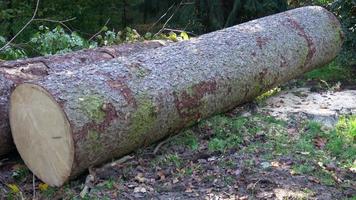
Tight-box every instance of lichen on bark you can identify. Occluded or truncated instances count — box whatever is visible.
[79,95,106,123]
[129,96,157,143]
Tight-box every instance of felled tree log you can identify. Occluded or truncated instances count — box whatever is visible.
[0,41,168,156]
[10,6,343,186]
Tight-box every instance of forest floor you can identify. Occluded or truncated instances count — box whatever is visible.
[0,63,355,200]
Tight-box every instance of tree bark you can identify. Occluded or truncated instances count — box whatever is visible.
[0,40,168,156]
[10,6,343,186]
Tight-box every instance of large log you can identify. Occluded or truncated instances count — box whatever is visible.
[10,6,343,186]
[0,41,168,156]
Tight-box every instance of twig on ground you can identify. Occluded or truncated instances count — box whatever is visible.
[106,155,134,167]
[88,19,111,41]
[79,174,95,198]
[153,134,179,155]
[0,158,9,167]
[32,174,36,200]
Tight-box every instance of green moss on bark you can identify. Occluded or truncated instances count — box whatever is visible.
[129,96,157,142]
[79,95,105,123]
[85,130,103,159]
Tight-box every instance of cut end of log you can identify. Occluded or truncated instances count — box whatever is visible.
[10,83,74,186]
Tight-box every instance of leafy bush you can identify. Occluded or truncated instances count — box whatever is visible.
[29,26,97,56]
[0,25,189,61]
[0,36,27,60]
[330,0,355,67]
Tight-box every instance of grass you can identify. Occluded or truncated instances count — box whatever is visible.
[190,113,355,186]
[336,115,356,141]
[171,130,199,151]
[153,153,183,168]
[2,83,355,198]
[305,61,354,83]
[11,165,30,182]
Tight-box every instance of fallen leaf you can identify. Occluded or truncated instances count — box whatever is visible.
[261,162,271,169]
[38,183,49,192]
[134,186,147,193]
[308,176,320,184]
[271,161,280,167]
[156,170,165,181]
[299,151,310,155]
[134,173,146,183]
[313,136,327,149]
[246,183,255,190]
[208,156,217,162]
[7,184,20,193]
[287,128,297,134]
[172,177,179,184]
[185,187,193,193]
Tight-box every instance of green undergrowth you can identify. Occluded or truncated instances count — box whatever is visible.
[305,60,355,84]
[166,113,356,186]
[2,111,355,199]
[171,130,199,151]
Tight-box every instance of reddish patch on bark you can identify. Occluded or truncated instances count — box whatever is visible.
[256,36,270,49]
[108,78,137,108]
[173,80,217,121]
[284,14,316,68]
[74,103,118,142]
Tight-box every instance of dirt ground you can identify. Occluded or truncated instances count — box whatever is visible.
[0,80,355,200]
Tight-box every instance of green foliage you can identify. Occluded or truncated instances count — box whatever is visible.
[0,36,27,60]
[79,95,105,123]
[330,0,356,67]
[203,115,259,152]
[0,0,287,52]
[208,138,226,152]
[294,120,356,168]
[158,153,183,168]
[172,130,199,150]
[336,115,356,141]
[95,27,142,46]
[11,166,30,182]
[305,60,355,83]
[29,26,96,56]
[256,87,281,103]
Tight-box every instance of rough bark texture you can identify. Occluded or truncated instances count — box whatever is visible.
[0,40,168,156]
[14,6,343,185]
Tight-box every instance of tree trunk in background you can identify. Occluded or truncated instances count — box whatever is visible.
[10,6,343,186]
[0,40,168,156]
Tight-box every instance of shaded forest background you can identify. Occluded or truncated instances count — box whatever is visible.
[0,0,354,66]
